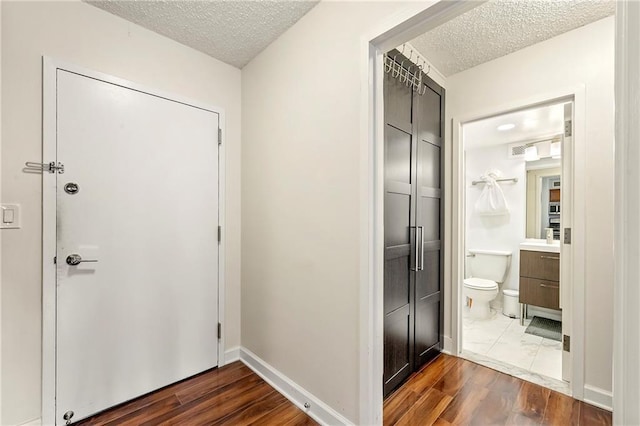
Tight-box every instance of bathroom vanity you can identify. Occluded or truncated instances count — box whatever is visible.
[519,240,560,324]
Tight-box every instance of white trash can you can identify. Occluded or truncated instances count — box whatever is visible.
[503,289,520,319]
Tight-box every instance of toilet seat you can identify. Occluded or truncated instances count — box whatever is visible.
[463,277,498,290]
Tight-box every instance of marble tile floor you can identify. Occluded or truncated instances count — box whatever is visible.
[461,306,566,392]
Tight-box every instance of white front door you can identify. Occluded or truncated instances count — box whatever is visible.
[55,69,220,424]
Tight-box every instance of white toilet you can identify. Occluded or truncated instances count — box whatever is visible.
[463,249,512,320]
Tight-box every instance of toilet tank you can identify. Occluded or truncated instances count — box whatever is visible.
[467,249,512,283]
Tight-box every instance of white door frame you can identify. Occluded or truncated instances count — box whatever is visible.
[358,2,490,423]
[451,90,586,399]
[614,2,640,425]
[41,57,227,425]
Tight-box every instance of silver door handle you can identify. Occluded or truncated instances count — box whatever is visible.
[540,255,560,260]
[411,226,419,271]
[418,226,425,271]
[66,254,98,266]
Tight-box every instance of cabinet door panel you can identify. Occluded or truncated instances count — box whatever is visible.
[384,69,412,134]
[385,256,411,314]
[383,53,416,398]
[383,50,444,396]
[383,306,412,395]
[385,193,411,247]
[421,142,441,188]
[417,249,440,298]
[421,197,440,242]
[386,126,412,184]
[415,296,441,366]
[520,277,560,310]
[520,250,560,281]
[413,76,444,371]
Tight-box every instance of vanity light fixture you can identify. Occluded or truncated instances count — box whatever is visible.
[524,146,539,162]
[497,123,516,131]
[550,141,561,159]
[522,135,562,161]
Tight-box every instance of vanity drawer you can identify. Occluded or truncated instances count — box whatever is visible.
[520,250,560,281]
[519,277,560,310]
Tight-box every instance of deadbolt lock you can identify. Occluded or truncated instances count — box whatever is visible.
[64,182,79,195]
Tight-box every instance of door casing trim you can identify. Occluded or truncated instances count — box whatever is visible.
[451,88,586,400]
[359,1,598,423]
[41,57,227,425]
[358,2,485,423]
[614,2,640,423]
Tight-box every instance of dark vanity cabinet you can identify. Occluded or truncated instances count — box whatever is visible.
[519,250,560,310]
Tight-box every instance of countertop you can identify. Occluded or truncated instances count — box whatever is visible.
[519,239,560,254]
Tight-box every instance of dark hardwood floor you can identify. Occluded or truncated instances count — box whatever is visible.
[71,353,612,426]
[384,354,612,426]
[76,361,318,425]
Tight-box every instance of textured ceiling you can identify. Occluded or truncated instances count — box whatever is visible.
[86,0,319,68]
[409,0,615,77]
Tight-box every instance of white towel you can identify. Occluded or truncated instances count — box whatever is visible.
[475,170,510,216]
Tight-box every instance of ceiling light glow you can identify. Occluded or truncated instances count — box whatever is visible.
[497,123,516,131]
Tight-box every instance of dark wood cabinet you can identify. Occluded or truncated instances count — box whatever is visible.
[383,50,444,398]
[519,250,560,310]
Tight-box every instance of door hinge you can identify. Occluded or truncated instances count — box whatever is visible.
[217,226,221,242]
[218,128,222,145]
[564,228,571,244]
[217,323,222,339]
[564,120,572,137]
[53,256,57,264]
[563,334,571,352]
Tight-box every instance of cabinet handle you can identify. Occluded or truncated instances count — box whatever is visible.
[418,226,424,271]
[540,255,560,260]
[540,283,559,289]
[411,227,419,271]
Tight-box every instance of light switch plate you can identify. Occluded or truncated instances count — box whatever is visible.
[1,204,21,229]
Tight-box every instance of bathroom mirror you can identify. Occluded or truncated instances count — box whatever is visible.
[525,159,561,240]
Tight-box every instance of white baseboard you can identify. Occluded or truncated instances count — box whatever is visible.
[18,418,41,426]
[222,346,240,365]
[583,384,613,412]
[443,336,454,354]
[239,347,352,426]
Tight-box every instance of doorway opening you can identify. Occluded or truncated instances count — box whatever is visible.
[459,100,574,394]
[362,1,612,423]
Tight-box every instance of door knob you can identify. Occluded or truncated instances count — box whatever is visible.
[66,254,98,266]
